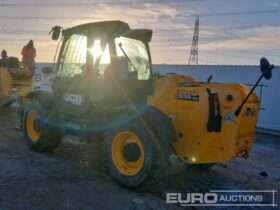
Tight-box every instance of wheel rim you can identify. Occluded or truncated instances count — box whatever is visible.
[26,109,41,142]
[111,131,144,176]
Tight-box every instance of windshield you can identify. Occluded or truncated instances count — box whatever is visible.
[90,39,111,78]
[57,34,87,77]
[57,34,110,78]
[56,35,150,80]
[115,37,151,80]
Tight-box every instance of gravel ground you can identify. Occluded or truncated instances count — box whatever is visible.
[0,107,279,210]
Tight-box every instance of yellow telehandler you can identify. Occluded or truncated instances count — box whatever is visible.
[19,21,274,188]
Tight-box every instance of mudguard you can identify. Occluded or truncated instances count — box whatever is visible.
[25,90,57,110]
[110,104,178,153]
[143,106,177,143]
[17,90,57,130]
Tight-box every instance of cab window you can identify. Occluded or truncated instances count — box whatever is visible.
[57,34,87,77]
[115,37,150,80]
[90,39,111,79]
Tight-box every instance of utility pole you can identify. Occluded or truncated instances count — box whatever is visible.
[188,15,199,65]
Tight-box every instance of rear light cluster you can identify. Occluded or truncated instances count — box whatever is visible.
[214,93,220,117]
[207,89,222,132]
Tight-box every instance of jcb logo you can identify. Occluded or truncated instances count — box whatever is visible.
[65,93,82,105]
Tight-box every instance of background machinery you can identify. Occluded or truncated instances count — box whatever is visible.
[0,57,34,108]
[20,21,273,188]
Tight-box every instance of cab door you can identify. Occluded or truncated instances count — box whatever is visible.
[53,33,90,118]
[53,34,113,118]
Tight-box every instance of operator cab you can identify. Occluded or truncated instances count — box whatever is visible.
[52,21,153,116]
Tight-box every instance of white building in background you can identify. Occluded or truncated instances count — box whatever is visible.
[35,63,280,132]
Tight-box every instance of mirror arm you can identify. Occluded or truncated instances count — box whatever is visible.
[234,74,264,116]
[235,60,274,117]
[118,42,138,72]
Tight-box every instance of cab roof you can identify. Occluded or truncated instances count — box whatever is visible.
[63,20,130,37]
[62,20,152,42]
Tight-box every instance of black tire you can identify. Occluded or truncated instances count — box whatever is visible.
[23,100,61,152]
[104,119,159,188]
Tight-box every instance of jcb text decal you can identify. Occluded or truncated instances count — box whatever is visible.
[65,93,82,105]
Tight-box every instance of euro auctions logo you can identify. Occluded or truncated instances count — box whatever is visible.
[166,190,278,207]
[167,192,217,205]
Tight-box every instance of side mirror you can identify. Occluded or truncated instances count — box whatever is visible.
[49,26,62,41]
[260,57,274,80]
[42,66,54,74]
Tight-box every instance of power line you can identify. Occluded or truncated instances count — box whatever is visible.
[0,15,94,20]
[0,33,277,44]
[0,0,279,19]
[0,0,193,7]
[0,28,278,46]
[181,9,280,18]
[214,49,280,58]
[152,48,280,58]
[155,24,280,33]
[0,46,55,52]
[0,9,279,21]
[151,49,189,52]
[151,34,280,43]
[200,51,259,60]
[152,57,219,65]
[0,33,278,47]
[0,2,145,7]
[0,38,49,41]
[0,29,47,33]
[1,23,279,35]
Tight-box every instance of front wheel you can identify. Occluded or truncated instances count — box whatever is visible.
[23,100,61,152]
[104,120,158,188]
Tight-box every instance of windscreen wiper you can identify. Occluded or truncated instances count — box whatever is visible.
[117,42,138,72]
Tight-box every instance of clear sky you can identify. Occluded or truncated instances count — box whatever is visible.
[0,0,279,65]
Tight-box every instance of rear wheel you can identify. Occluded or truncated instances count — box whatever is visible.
[23,100,61,152]
[104,120,158,188]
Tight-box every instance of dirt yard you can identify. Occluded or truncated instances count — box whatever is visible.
[0,107,279,210]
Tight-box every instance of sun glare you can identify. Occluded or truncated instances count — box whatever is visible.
[89,40,110,64]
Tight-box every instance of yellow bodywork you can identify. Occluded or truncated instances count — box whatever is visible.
[148,74,259,164]
[0,67,13,98]
[0,67,33,105]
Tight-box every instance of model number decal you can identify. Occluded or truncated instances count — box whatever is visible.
[175,93,199,101]
[175,89,199,101]
[65,93,82,105]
